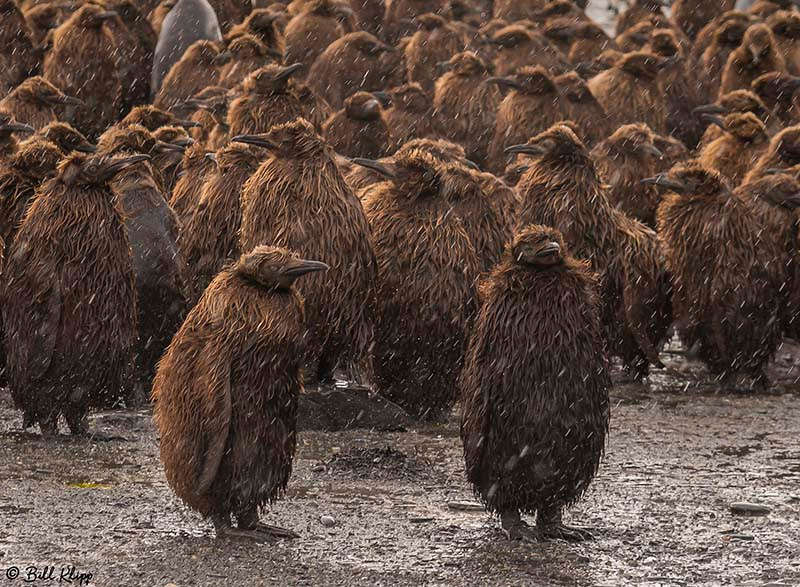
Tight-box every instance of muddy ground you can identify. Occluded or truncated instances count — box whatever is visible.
[1,337,799,587]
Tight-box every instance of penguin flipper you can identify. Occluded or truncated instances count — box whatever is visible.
[196,346,232,495]
[28,278,61,381]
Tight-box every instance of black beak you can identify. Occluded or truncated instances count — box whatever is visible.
[504,143,546,156]
[283,259,330,278]
[485,77,522,90]
[273,63,304,81]
[462,158,480,170]
[102,153,151,177]
[75,141,97,153]
[348,158,396,179]
[700,113,726,130]
[213,51,233,65]
[231,134,278,150]
[693,104,728,117]
[372,91,392,107]
[642,144,664,158]
[641,174,686,192]
[156,140,186,153]
[58,94,85,107]
[0,122,35,134]
[173,137,195,147]
[96,10,117,21]
[204,152,218,164]
[177,119,202,128]
[537,241,561,257]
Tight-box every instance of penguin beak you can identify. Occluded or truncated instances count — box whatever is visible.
[642,144,664,158]
[173,137,195,148]
[462,158,480,170]
[101,154,151,178]
[763,167,789,175]
[700,113,726,130]
[537,241,561,258]
[641,173,686,192]
[485,77,522,90]
[348,158,396,179]
[156,140,186,153]
[0,122,35,134]
[283,258,330,278]
[213,51,233,65]
[95,10,117,21]
[504,143,546,156]
[372,91,392,107]
[230,134,278,150]
[205,152,218,164]
[57,94,85,106]
[176,119,202,129]
[693,104,728,117]
[75,140,97,153]
[273,63,304,81]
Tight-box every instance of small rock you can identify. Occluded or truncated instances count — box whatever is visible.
[320,515,336,527]
[730,503,771,515]
[446,501,484,512]
[311,464,326,473]
[728,533,755,541]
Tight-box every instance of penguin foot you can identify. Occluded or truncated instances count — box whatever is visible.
[502,521,540,542]
[217,524,298,543]
[73,430,129,442]
[249,522,299,540]
[538,523,594,542]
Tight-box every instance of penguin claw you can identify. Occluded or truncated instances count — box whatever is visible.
[539,523,595,542]
[503,522,539,542]
[216,527,276,543]
[250,522,299,540]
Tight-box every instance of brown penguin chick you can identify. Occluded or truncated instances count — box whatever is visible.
[749,0,789,19]
[323,92,391,159]
[2,152,143,436]
[460,225,609,543]
[441,162,512,272]
[671,0,735,41]
[616,19,657,54]
[744,125,800,183]
[653,133,690,170]
[155,40,227,111]
[23,2,68,48]
[404,13,466,94]
[0,139,62,255]
[751,71,800,126]
[283,0,353,74]
[227,64,306,136]
[382,83,434,152]
[651,164,784,388]
[566,21,617,65]
[719,24,787,98]
[148,0,174,35]
[350,0,384,37]
[226,9,285,55]
[0,113,36,161]
[738,171,800,340]
[491,0,545,22]
[487,66,571,174]
[695,12,753,103]
[554,71,611,147]
[617,0,668,34]
[768,10,800,75]
[489,24,570,78]
[696,112,770,187]
[184,87,232,148]
[573,48,622,79]
[354,149,479,419]
[153,246,327,542]
[43,4,122,138]
[219,35,277,89]
[236,118,377,384]
[433,51,501,167]
[512,125,671,381]
[169,141,217,227]
[289,80,333,133]
[587,51,670,135]
[591,123,663,228]
[180,143,263,301]
[0,77,83,132]
[36,122,97,155]
[695,89,777,147]
[0,0,38,96]
[152,126,194,194]
[383,0,446,43]
[98,125,190,399]
[307,31,397,111]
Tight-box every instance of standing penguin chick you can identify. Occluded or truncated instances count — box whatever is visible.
[489,24,570,78]
[696,112,769,187]
[354,149,480,419]
[155,40,227,111]
[744,125,800,183]
[617,0,668,34]
[651,164,784,388]
[2,153,144,436]
[152,126,194,195]
[382,83,434,151]
[43,4,122,138]
[591,123,663,228]
[153,245,328,541]
[554,71,611,147]
[227,64,306,136]
[170,141,217,226]
[751,71,800,126]
[0,113,35,161]
[0,77,83,132]
[283,0,353,74]
[768,11,800,76]
[433,51,501,167]
[588,51,669,135]
[151,0,222,98]
[322,92,391,159]
[37,122,97,156]
[461,225,609,542]
[219,35,277,90]
[672,0,735,40]
[404,13,466,94]
[719,24,787,98]
[236,119,377,383]
[0,0,38,96]
[512,125,671,381]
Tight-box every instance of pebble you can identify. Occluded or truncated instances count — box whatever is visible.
[728,533,755,541]
[730,503,771,515]
[320,515,336,527]
[447,501,484,512]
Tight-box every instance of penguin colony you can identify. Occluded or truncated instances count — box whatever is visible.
[1,0,799,542]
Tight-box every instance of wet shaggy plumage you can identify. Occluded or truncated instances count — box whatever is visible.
[433,52,501,167]
[43,4,122,138]
[719,24,787,98]
[360,148,479,419]
[697,89,776,147]
[768,10,800,75]
[460,225,609,519]
[226,9,285,53]
[155,40,224,111]
[404,13,466,94]
[616,0,667,34]
[696,112,769,187]
[489,24,570,78]
[591,123,662,228]
[219,35,277,90]
[744,125,800,183]
[322,92,390,159]
[0,0,38,96]
[514,124,671,380]
[152,126,193,195]
[554,71,611,147]
[382,83,434,152]
[0,77,81,132]
[37,122,96,156]
[695,12,753,103]
[152,246,309,526]
[227,64,306,137]
[169,141,217,229]
[751,71,800,126]
[2,153,140,435]
[283,0,352,74]
[237,118,377,381]
[655,164,784,384]
[672,0,735,40]
[181,143,262,301]
[587,51,668,135]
